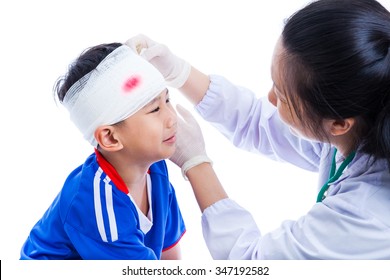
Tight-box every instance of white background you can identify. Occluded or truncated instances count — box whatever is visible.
[1,0,389,275]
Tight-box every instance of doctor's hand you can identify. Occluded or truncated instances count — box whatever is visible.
[125,34,191,88]
[170,104,212,179]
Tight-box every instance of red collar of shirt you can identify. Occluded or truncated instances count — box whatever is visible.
[95,149,150,195]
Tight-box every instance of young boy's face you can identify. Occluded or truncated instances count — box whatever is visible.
[115,89,177,164]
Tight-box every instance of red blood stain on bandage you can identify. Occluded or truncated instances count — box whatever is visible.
[122,75,141,94]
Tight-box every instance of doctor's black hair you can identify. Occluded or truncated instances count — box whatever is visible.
[54,42,122,102]
[280,0,390,168]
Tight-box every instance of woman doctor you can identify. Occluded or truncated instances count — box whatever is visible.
[127,0,390,259]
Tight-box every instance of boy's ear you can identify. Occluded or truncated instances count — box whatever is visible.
[94,125,123,151]
[325,117,356,136]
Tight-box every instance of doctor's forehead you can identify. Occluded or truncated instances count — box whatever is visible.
[270,39,286,87]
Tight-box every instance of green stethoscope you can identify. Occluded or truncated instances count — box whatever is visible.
[316,148,356,203]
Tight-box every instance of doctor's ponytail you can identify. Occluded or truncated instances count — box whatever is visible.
[364,74,390,165]
[353,41,390,166]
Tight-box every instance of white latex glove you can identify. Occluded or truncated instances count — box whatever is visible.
[170,104,212,179]
[125,34,191,88]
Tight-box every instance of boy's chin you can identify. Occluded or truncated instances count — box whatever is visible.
[157,149,176,162]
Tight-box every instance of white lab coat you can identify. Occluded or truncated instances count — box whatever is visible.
[195,75,390,259]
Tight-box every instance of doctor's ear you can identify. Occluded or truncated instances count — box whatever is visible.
[94,125,124,151]
[325,118,356,136]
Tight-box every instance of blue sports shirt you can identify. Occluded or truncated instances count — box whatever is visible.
[21,151,186,259]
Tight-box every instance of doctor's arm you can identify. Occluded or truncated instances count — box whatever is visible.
[187,162,228,212]
[170,104,228,210]
[171,105,263,260]
[126,35,322,171]
[179,66,210,106]
[170,105,227,211]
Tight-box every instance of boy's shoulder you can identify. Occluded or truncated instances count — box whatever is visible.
[60,152,98,195]
[64,153,98,182]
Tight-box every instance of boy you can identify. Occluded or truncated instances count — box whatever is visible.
[20,43,185,259]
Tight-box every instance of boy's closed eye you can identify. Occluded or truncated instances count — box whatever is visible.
[148,95,170,114]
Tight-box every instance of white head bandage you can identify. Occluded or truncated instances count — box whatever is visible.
[62,45,166,147]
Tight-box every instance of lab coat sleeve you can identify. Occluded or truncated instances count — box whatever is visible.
[202,198,390,259]
[201,199,262,260]
[195,75,322,172]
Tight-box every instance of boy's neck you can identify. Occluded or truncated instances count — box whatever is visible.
[96,149,150,216]
[120,166,150,217]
